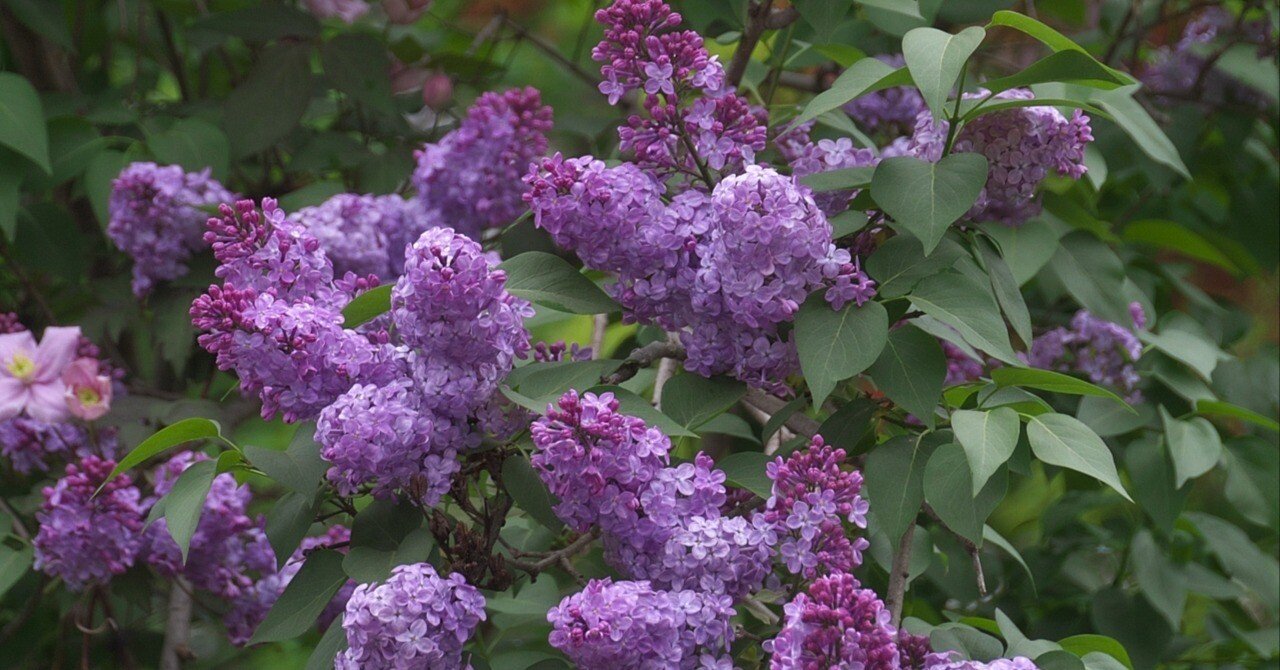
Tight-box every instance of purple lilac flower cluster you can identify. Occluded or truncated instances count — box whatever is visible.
[32,456,145,591]
[108,162,235,296]
[594,0,765,177]
[782,126,879,217]
[1024,303,1146,402]
[1140,8,1277,106]
[943,340,987,386]
[0,417,117,475]
[336,562,486,669]
[288,193,435,280]
[896,89,1093,227]
[843,54,928,134]
[547,578,736,668]
[765,572,900,669]
[412,88,553,240]
[764,437,870,578]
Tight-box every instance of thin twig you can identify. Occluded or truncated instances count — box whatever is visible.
[504,16,601,90]
[600,340,687,386]
[742,388,820,438]
[923,503,987,596]
[886,518,917,626]
[725,1,800,88]
[590,315,608,359]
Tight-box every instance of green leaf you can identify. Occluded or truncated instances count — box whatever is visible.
[798,166,875,192]
[161,459,218,562]
[1159,407,1222,488]
[763,395,810,444]
[84,149,130,230]
[1047,231,1132,326]
[718,452,773,498]
[661,373,746,429]
[1195,399,1280,433]
[0,73,51,173]
[0,545,33,599]
[1124,436,1186,532]
[952,408,1020,495]
[981,50,1128,94]
[854,0,923,20]
[866,324,946,428]
[924,442,1006,544]
[1139,329,1221,381]
[795,58,911,126]
[793,0,849,43]
[1089,86,1190,179]
[1130,530,1187,629]
[512,359,623,408]
[908,272,1018,364]
[992,367,1131,408]
[1122,219,1239,274]
[1076,395,1149,437]
[589,385,696,438]
[3,0,73,49]
[1187,513,1279,613]
[866,235,965,298]
[865,434,938,543]
[795,294,889,409]
[147,118,231,180]
[265,491,319,568]
[224,43,314,158]
[986,11,1134,84]
[1058,635,1133,670]
[322,34,395,112]
[872,154,989,254]
[929,623,1004,662]
[251,549,349,644]
[1214,43,1279,102]
[817,398,877,453]
[502,453,564,533]
[46,118,106,186]
[697,413,759,443]
[1026,413,1131,501]
[342,284,392,328]
[191,3,320,41]
[105,418,223,487]
[499,252,620,314]
[973,236,1031,346]
[830,210,870,239]
[306,616,349,670]
[902,26,987,120]
[0,150,22,239]
[345,499,435,584]
[243,423,329,494]
[980,219,1062,285]
[996,609,1062,659]
[984,525,1036,593]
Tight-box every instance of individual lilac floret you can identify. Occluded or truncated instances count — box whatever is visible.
[548,578,736,668]
[1024,303,1145,403]
[33,456,144,591]
[843,54,927,134]
[591,0,725,104]
[318,379,458,507]
[144,452,275,601]
[191,199,400,422]
[0,418,117,475]
[764,437,870,578]
[765,573,900,670]
[412,88,553,239]
[108,162,235,296]
[902,89,1093,227]
[531,390,671,532]
[224,525,355,645]
[336,563,486,669]
[289,193,434,280]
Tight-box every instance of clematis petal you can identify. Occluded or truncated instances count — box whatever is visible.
[25,379,70,423]
[0,331,37,371]
[0,377,29,420]
[33,326,82,383]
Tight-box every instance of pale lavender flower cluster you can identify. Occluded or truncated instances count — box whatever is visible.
[765,573,900,670]
[547,578,736,669]
[1024,303,1145,402]
[843,54,927,134]
[144,453,275,603]
[289,193,435,280]
[412,88,553,239]
[900,89,1093,226]
[336,562,486,669]
[764,437,869,578]
[784,129,879,216]
[0,417,117,475]
[32,456,145,591]
[108,162,235,296]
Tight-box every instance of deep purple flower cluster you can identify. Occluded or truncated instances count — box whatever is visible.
[0,417,117,475]
[547,578,736,668]
[765,573,900,670]
[843,54,927,134]
[764,437,870,578]
[33,456,144,591]
[899,89,1093,226]
[144,453,275,602]
[592,0,724,104]
[108,162,235,296]
[943,340,986,386]
[289,193,435,280]
[1024,303,1145,402]
[412,88,553,239]
[336,562,486,669]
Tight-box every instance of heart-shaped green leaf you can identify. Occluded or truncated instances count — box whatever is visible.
[871,154,989,254]
[902,26,987,119]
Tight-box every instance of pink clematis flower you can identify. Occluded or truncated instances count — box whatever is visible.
[62,358,113,421]
[0,326,81,422]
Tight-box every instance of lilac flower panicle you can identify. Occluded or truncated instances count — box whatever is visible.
[1,418,117,475]
[765,573,900,670]
[337,563,486,669]
[592,0,725,104]
[548,578,736,669]
[33,456,144,591]
[412,88,552,239]
[764,437,870,578]
[531,390,671,532]
[1024,302,1145,402]
[289,193,435,280]
[843,54,927,134]
[901,89,1093,227]
[108,162,234,296]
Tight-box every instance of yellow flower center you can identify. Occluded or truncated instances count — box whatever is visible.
[6,352,35,382]
[76,386,101,407]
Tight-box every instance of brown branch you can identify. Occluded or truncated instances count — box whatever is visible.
[600,340,687,386]
[742,388,820,438]
[885,518,917,626]
[506,529,600,579]
[159,579,194,670]
[923,503,987,596]
[725,2,801,88]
